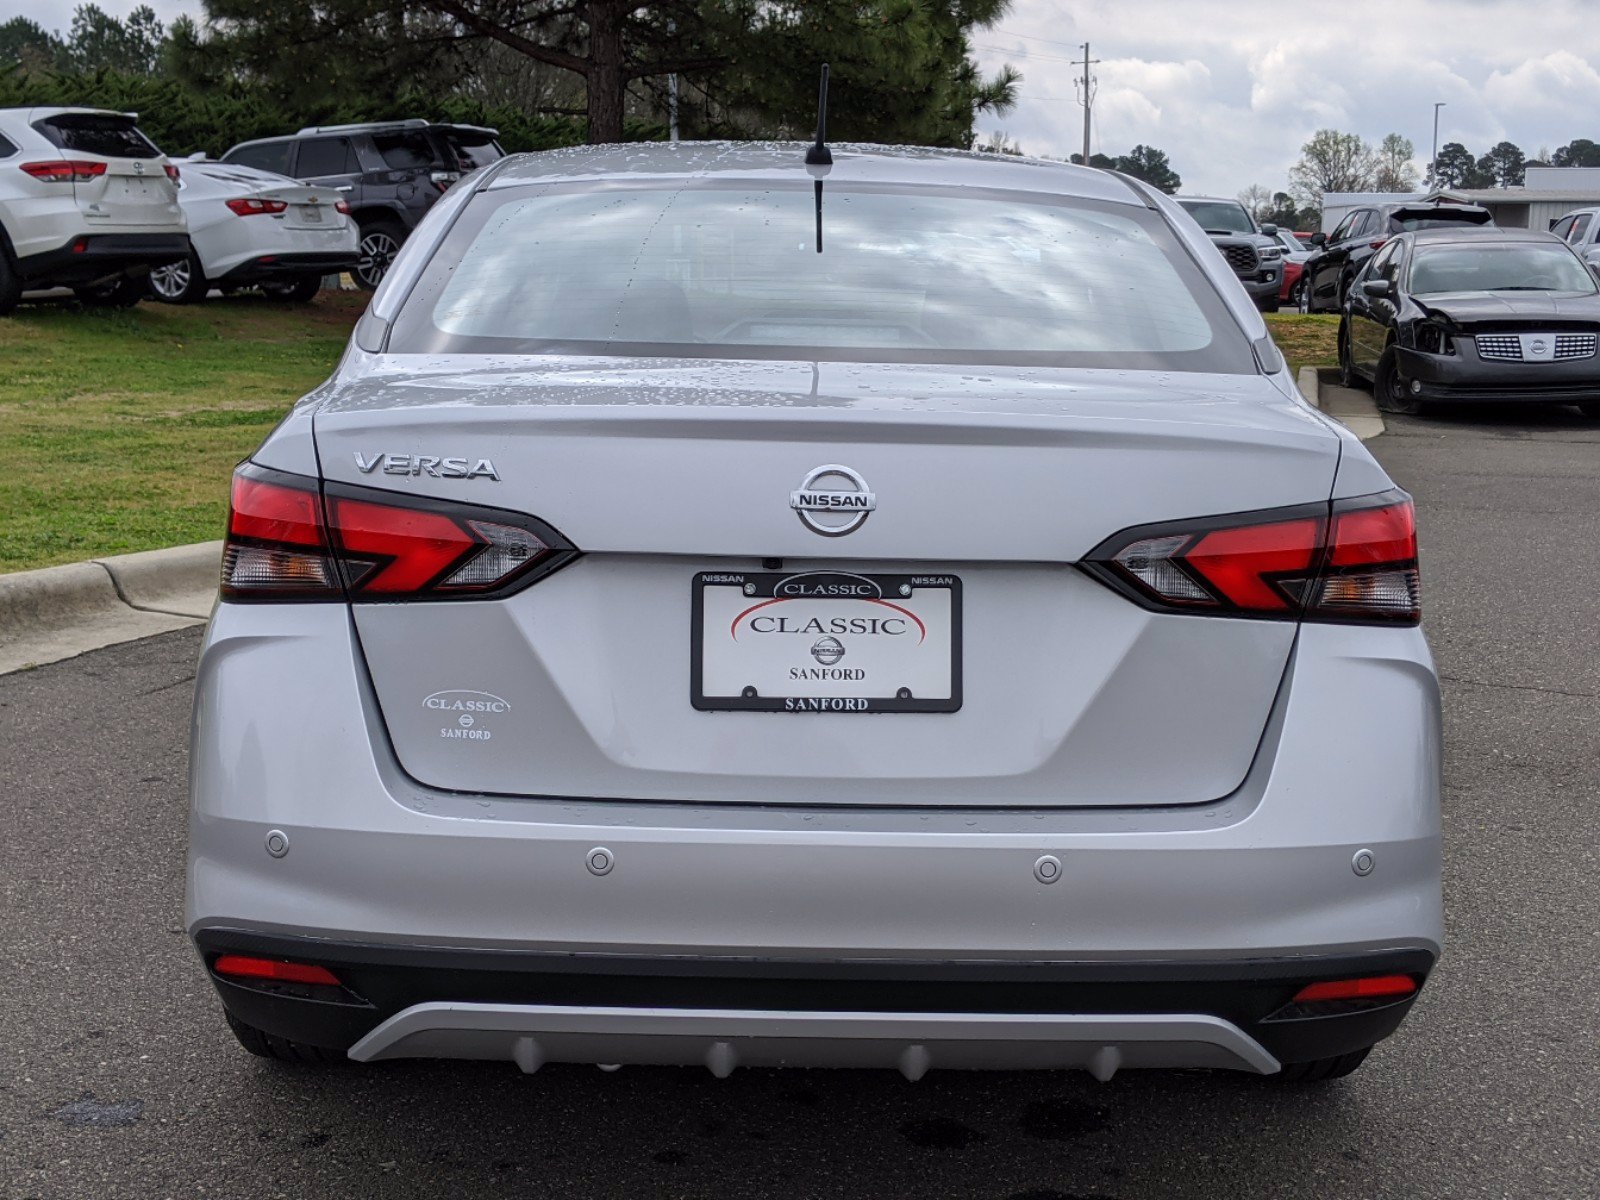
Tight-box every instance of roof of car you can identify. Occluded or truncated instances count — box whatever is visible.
[1174,196,1242,205]
[1400,227,1561,245]
[484,142,1143,205]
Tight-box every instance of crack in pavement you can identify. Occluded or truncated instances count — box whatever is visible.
[1439,672,1599,701]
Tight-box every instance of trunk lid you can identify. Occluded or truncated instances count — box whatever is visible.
[32,111,178,227]
[314,358,1339,808]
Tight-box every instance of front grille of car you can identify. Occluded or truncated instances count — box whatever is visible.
[1475,333,1599,361]
[1474,335,1522,361]
[1555,333,1599,360]
[1222,244,1260,275]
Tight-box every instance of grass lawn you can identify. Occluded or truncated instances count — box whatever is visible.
[1265,311,1340,378]
[0,294,362,573]
[0,300,1344,574]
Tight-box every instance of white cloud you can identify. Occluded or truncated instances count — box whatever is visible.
[974,0,1600,195]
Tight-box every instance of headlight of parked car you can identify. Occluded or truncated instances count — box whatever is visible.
[1412,322,1456,356]
[1260,247,1282,261]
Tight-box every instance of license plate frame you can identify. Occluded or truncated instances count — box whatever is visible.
[691,570,962,714]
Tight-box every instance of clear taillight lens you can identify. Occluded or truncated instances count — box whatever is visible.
[220,464,577,602]
[1083,491,1420,625]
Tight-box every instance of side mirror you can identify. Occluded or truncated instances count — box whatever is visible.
[1261,223,1278,236]
[1310,231,1328,248]
[1361,278,1394,298]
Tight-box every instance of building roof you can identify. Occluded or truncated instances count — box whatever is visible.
[1428,188,1600,204]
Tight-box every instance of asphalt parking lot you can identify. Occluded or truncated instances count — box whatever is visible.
[3,405,1598,1199]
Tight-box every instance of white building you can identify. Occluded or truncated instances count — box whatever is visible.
[1318,192,1422,233]
[1425,167,1600,230]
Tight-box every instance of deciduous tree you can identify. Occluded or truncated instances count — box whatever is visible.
[1289,129,1375,207]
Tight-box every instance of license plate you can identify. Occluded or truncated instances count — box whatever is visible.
[692,571,961,713]
[299,206,323,222]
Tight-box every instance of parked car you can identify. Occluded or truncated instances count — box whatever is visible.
[1339,227,1600,416]
[0,106,187,314]
[191,143,1440,1084]
[218,119,503,290]
[1173,196,1283,311]
[148,158,359,304]
[1273,228,1313,308]
[1301,201,1493,314]
[1548,207,1600,270]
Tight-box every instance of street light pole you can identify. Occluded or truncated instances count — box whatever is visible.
[1430,102,1446,190]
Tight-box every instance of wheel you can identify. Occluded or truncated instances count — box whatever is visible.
[1336,270,1356,309]
[224,1011,345,1065]
[1373,346,1423,415]
[1273,1047,1371,1083]
[74,275,145,308]
[0,249,21,316]
[354,220,405,291]
[1256,293,1279,314]
[1337,318,1359,387]
[260,275,323,303]
[1297,275,1313,313]
[147,250,208,304]
[1288,277,1305,311]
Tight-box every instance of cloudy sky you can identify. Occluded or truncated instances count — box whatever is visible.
[10,0,1599,195]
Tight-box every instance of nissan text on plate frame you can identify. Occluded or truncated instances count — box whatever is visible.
[188,141,1442,1084]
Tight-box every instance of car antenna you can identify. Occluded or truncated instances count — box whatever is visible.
[806,63,832,253]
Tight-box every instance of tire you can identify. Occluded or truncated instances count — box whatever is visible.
[1373,346,1423,416]
[74,275,145,308]
[224,1011,345,1065]
[147,250,208,304]
[1288,277,1305,312]
[1273,1047,1371,1083]
[1256,294,1279,314]
[1336,270,1356,310]
[354,220,405,291]
[260,274,323,304]
[1337,318,1360,388]
[0,250,21,316]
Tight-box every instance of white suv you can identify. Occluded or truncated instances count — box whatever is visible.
[0,106,188,313]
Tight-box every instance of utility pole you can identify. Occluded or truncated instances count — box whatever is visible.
[1076,43,1100,166]
[1429,102,1446,190]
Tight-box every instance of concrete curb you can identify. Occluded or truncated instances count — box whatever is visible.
[0,541,221,675]
[1300,366,1385,442]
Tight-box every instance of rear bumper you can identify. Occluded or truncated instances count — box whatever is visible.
[188,604,1443,1070]
[16,233,189,286]
[197,928,1432,1074]
[1396,347,1600,403]
[213,252,359,285]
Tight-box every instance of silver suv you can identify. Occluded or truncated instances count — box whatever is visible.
[190,144,1441,1084]
[0,106,187,312]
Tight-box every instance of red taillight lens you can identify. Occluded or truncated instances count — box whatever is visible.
[21,159,107,182]
[226,197,289,216]
[221,466,340,600]
[213,955,341,987]
[1293,975,1418,1003]
[1085,490,1420,624]
[334,199,351,215]
[164,162,180,181]
[220,463,577,603]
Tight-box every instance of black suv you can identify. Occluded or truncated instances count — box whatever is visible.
[219,120,503,289]
[1174,197,1285,312]
[1300,201,1493,314]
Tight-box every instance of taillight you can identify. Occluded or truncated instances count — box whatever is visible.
[21,159,107,183]
[1368,237,1389,250]
[164,162,180,181]
[1083,490,1420,624]
[220,463,578,602]
[334,199,351,215]
[226,197,288,216]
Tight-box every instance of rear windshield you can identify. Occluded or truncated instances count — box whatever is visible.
[388,182,1255,372]
[1176,200,1255,236]
[33,114,159,159]
[1390,210,1492,233]
[445,134,502,170]
[1408,242,1596,296]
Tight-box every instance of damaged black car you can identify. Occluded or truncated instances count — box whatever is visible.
[1338,227,1600,416]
